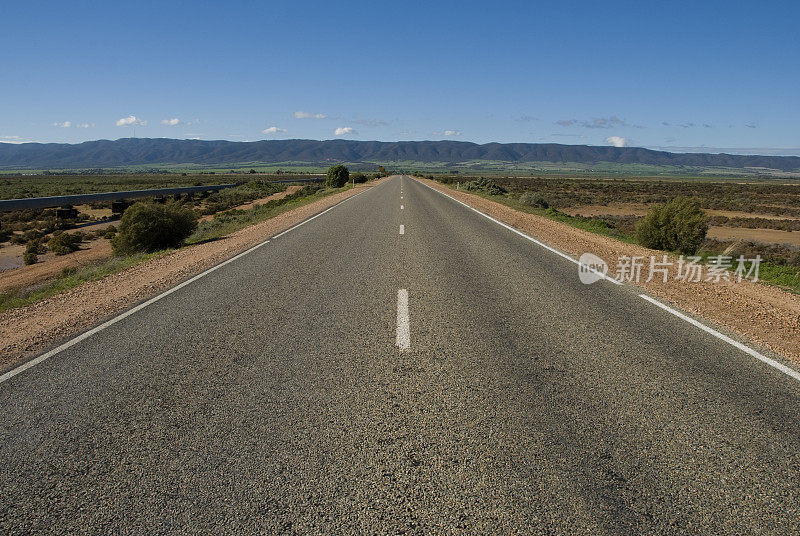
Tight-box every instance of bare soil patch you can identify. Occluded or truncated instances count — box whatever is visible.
[0,240,113,295]
[74,204,113,219]
[0,244,25,271]
[708,226,800,246]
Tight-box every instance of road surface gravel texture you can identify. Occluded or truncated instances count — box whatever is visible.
[0,183,375,366]
[1,176,799,534]
[419,179,800,365]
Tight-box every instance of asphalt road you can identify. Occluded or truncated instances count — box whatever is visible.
[1,176,799,534]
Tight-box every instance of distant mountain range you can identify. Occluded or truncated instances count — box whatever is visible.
[1,138,799,172]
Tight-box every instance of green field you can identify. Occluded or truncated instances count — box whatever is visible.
[0,172,323,200]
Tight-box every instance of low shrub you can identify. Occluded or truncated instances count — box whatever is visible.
[519,191,549,209]
[463,177,507,195]
[352,172,368,184]
[635,197,708,254]
[23,251,37,265]
[48,231,84,255]
[326,165,349,188]
[112,202,198,255]
[25,239,44,255]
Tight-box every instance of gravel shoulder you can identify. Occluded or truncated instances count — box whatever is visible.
[420,178,800,365]
[0,182,381,371]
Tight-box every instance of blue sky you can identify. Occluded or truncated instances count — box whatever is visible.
[1,0,798,155]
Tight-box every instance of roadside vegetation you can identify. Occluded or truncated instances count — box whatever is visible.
[112,203,198,254]
[420,173,800,292]
[326,165,350,188]
[635,197,708,255]
[189,182,336,243]
[0,252,169,314]
[0,172,320,200]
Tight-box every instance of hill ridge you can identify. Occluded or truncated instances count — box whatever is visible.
[1,138,799,171]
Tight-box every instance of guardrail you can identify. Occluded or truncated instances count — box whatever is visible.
[0,184,240,212]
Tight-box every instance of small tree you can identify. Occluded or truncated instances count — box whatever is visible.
[635,196,708,254]
[326,165,349,188]
[112,202,198,255]
[48,231,83,255]
[519,191,549,209]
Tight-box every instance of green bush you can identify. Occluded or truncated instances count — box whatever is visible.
[25,239,44,255]
[635,197,708,254]
[519,191,549,209]
[23,251,37,265]
[326,165,349,188]
[48,231,83,255]
[352,172,368,184]
[112,202,198,255]
[463,177,507,195]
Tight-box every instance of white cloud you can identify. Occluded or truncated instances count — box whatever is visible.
[334,127,356,136]
[53,121,72,128]
[76,123,92,128]
[444,130,462,136]
[353,118,389,127]
[557,116,644,129]
[161,118,180,126]
[606,136,628,147]
[116,115,147,126]
[262,126,287,134]
[294,110,326,119]
[0,135,40,144]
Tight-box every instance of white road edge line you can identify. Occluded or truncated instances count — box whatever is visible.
[413,178,621,285]
[0,188,371,385]
[412,178,799,382]
[272,189,367,238]
[638,294,800,382]
[396,289,410,351]
[399,224,405,235]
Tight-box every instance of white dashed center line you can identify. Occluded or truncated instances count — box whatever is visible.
[399,224,405,235]
[396,289,410,351]
[401,205,404,209]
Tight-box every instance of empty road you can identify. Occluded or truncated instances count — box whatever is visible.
[1,176,799,534]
